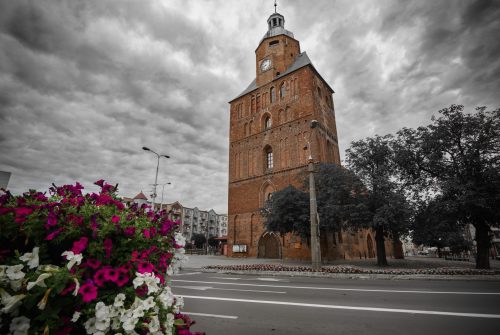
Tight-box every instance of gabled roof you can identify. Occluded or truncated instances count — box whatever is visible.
[133,191,148,200]
[229,52,334,103]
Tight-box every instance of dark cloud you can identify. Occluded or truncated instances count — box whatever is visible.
[1,0,499,213]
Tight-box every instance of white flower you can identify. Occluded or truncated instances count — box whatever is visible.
[95,302,110,321]
[19,247,39,269]
[114,293,126,307]
[72,278,80,296]
[27,273,52,290]
[0,289,25,314]
[6,265,25,280]
[10,279,23,292]
[84,317,96,334]
[132,272,160,294]
[95,317,110,332]
[61,251,83,270]
[121,316,137,332]
[132,307,144,319]
[164,313,175,335]
[148,315,160,333]
[71,311,81,322]
[175,232,186,247]
[173,296,184,313]
[142,296,155,310]
[158,287,174,308]
[9,316,30,335]
[0,265,8,278]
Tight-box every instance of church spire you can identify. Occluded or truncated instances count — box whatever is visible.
[274,0,277,13]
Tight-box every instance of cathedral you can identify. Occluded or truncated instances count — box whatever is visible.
[227,9,396,260]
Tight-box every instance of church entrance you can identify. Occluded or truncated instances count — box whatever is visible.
[257,232,281,258]
[367,234,375,258]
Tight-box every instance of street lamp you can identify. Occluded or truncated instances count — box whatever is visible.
[159,182,172,211]
[307,120,321,270]
[142,147,170,211]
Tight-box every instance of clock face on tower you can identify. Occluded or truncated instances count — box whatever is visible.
[260,58,272,72]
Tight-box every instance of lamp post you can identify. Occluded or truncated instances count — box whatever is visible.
[142,147,170,211]
[159,182,172,211]
[307,120,322,270]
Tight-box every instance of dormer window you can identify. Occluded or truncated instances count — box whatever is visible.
[273,18,277,26]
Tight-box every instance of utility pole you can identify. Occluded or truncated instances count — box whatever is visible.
[308,120,321,270]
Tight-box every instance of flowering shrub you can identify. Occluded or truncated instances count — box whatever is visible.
[0,181,203,335]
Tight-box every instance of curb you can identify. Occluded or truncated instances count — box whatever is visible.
[187,268,500,281]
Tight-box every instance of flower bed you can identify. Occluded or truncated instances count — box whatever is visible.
[0,181,203,335]
[203,264,500,276]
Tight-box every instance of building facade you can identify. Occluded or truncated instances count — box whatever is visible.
[227,11,396,260]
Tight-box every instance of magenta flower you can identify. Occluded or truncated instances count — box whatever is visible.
[59,281,76,296]
[71,237,88,254]
[103,238,112,258]
[78,282,98,302]
[93,268,107,287]
[14,207,33,223]
[123,226,135,236]
[115,270,129,287]
[111,215,120,223]
[142,229,151,239]
[47,211,58,227]
[84,258,101,270]
[104,268,119,282]
[137,261,154,274]
[45,227,64,240]
[94,179,105,187]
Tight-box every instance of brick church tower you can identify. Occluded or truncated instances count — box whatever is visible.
[227,9,342,259]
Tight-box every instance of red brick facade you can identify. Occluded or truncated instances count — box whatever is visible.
[227,13,396,260]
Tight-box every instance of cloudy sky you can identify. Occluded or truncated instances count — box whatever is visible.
[0,0,499,213]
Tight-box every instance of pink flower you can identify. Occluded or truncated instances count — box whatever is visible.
[71,237,88,254]
[155,273,165,284]
[84,258,101,270]
[45,228,64,240]
[78,282,98,302]
[14,207,33,223]
[111,215,120,223]
[103,238,112,258]
[114,200,125,210]
[47,211,58,227]
[94,179,105,187]
[142,229,151,239]
[131,250,139,262]
[137,261,154,274]
[124,227,135,236]
[60,281,76,296]
[104,268,119,282]
[160,221,174,235]
[115,269,129,287]
[93,268,107,287]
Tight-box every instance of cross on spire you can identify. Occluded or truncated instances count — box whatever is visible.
[274,0,277,13]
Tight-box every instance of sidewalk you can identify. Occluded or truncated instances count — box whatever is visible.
[181,255,500,281]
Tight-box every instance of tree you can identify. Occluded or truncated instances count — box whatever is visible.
[394,105,500,269]
[412,198,470,257]
[191,233,206,249]
[261,185,309,238]
[346,135,412,266]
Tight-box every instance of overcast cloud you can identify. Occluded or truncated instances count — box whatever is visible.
[1,0,499,213]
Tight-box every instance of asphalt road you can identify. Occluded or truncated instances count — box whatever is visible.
[171,271,500,335]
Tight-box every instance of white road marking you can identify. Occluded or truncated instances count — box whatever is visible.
[257,277,289,282]
[174,272,202,276]
[173,279,500,295]
[210,277,241,280]
[181,295,500,319]
[183,311,238,319]
[175,285,285,294]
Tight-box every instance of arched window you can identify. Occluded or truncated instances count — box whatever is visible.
[279,83,286,99]
[264,116,271,129]
[248,121,253,135]
[264,146,273,170]
[270,87,275,103]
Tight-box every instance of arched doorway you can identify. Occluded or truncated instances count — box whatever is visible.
[257,232,281,258]
[367,234,375,258]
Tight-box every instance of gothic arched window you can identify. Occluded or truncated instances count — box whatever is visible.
[270,87,275,103]
[264,145,273,170]
[280,83,286,99]
[265,116,271,129]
